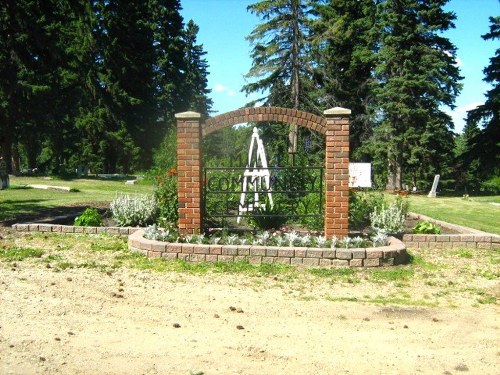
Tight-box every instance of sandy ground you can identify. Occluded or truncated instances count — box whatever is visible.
[1,260,498,375]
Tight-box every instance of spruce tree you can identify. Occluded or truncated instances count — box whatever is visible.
[312,0,378,158]
[372,0,461,190]
[465,16,500,183]
[243,0,315,161]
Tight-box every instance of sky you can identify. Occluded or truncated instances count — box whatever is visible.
[180,0,499,133]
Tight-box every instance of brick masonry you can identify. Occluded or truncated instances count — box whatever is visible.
[176,106,351,238]
[127,229,408,267]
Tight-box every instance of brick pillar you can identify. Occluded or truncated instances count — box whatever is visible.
[175,111,203,235]
[324,107,351,238]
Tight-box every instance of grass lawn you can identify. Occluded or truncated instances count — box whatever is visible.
[1,176,499,235]
[401,193,500,235]
[0,175,154,222]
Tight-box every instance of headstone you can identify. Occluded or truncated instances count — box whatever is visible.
[428,175,440,197]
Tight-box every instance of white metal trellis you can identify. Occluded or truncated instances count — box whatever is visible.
[237,127,273,223]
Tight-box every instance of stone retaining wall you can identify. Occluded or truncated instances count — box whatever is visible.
[128,230,408,267]
[12,223,139,236]
[402,233,500,250]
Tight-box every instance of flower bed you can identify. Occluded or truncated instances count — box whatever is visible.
[128,229,408,267]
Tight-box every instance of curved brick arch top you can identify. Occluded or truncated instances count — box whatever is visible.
[203,107,327,136]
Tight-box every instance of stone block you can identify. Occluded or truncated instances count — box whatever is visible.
[151,242,167,253]
[262,257,275,264]
[275,257,291,265]
[365,249,383,259]
[278,249,294,258]
[319,259,333,266]
[248,256,262,265]
[307,249,324,258]
[51,225,62,232]
[266,248,278,257]
[332,259,349,267]
[250,246,266,256]
[61,226,75,233]
[205,254,218,262]
[193,244,210,254]
[148,251,162,259]
[363,258,380,267]
[336,249,352,260]
[190,254,206,262]
[322,249,336,259]
[218,255,235,262]
[349,259,363,267]
[162,253,178,260]
[302,258,320,266]
[291,258,303,265]
[351,249,366,259]
[222,245,238,256]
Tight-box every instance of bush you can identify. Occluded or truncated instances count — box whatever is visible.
[74,208,102,227]
[481,176,500,194]
[349,190,385,229]
[370,198,407,235]
[154,168,178,226]
[110,194,158,227]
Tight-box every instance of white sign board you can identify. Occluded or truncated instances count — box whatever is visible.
[349,163,372,188]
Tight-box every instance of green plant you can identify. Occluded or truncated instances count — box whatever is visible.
[412,220,441,234]
[110,194,158,227]
[248,198,288,230]
[74,207,103,227]
[349,190,385,229]
[370,198,407,235]
[480,176,500,194]
[154,168,178,226]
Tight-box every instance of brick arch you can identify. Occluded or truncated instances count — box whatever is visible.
[203,107,327,136]
[175,107,351,239]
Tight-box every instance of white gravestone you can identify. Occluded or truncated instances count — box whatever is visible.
[428,174,440,197]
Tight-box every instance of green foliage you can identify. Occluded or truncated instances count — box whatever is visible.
[412,221,441,235]
[154,168,178,226]
[349,190,385,229]
[465,16,500,183]
[370,268,414,282]
[481,176,500,194]
[248,198,288,231]
[370,198,408,235]
[74,208,103,227]
[143,224,179,242]
[110,194,158,227]
[0,247,44,261]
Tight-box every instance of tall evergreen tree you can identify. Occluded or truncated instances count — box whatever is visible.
[371,0,461,190]
[243,0,315,160]
[465,16,500,182]
[182,20,212,116]
[312,0,378,157]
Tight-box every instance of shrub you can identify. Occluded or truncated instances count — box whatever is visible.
[370,198,407,235]
[143,224,179,242]
[481,176,500,194]
[74,207,103,227]
[412,220,441,234]
[110,194,158,227]
[154,168,178,226]
[349,190,385,229]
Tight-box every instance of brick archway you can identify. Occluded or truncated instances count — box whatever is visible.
[175,106,350,238]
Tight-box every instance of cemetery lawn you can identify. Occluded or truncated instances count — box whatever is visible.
[0,175,154,223]
[0,229,498,374]
[402,194,500,235]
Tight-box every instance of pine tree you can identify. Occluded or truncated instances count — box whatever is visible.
[372,0,461,190]
[243,0,315,161]
[465,16,500,182]
[312,0,378,157]
[182,20,213,116]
